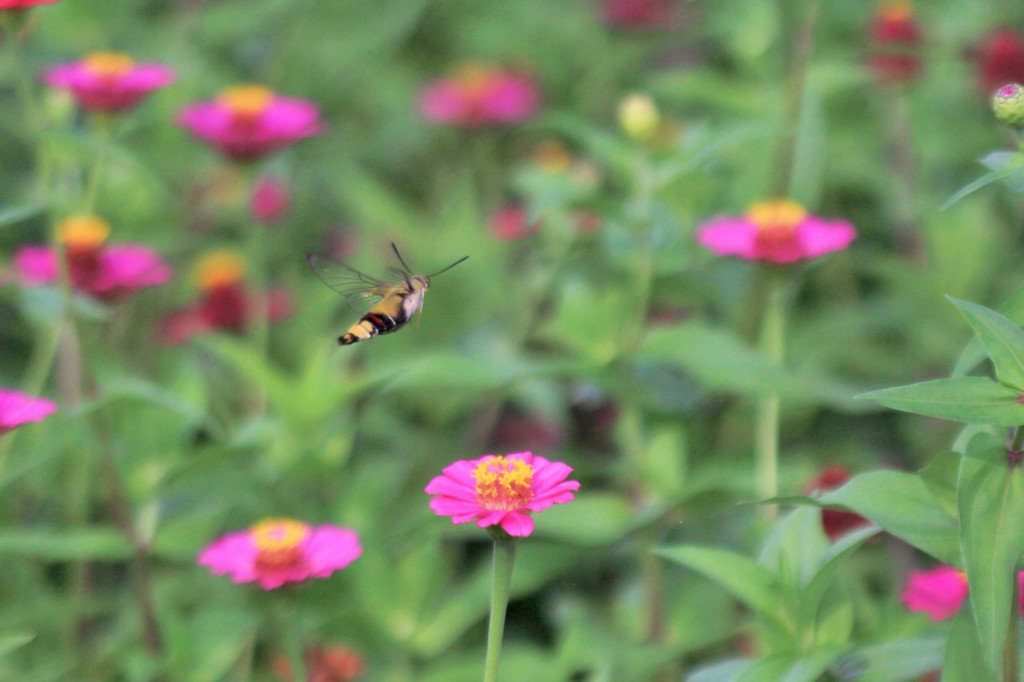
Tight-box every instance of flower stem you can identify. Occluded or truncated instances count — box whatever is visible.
[1004,571,1020,682]
[82,114,115,215]
[276,595,307,682]
[755,270,786,516]
[483,538,516,682]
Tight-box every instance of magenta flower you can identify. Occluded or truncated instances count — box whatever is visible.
[13,216,171,302]
[250,175,291,225]
[0,389,56,436]
[419,64,540,128]
[178,85,322,161]
[0,0,58,8]
[490,203,540,241]
[600,0,674,30]
[425,452,579,537]
[901,566,968,621]
[696,199,856,264]
[42,52,175,113]
[198,518,362,590]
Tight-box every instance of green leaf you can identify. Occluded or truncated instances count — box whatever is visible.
[735,648,847,682]
[657,546,787,629]
[860,376,1024,426]
[820,471,959,564]
[948,297,1024,389]
[919,451,960,518]
[957,432,1024,672]
[798,526,879,631]
[689,659,753,682]
[0,203,43,228]
[941,158,1024,211]
[954,280,1024,378]
[0,632,34,658]
[942,608,992,682]
[831,637,944,682]
[0,527,133,561]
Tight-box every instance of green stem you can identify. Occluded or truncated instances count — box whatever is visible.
[483,538,516,682]
[754,271,786,515]
[1004,570,1020,682]
[276,596,307,682]
[82,115,114,215]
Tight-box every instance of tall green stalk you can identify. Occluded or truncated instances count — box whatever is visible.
[483,537,516,682]
[754,271,786,514]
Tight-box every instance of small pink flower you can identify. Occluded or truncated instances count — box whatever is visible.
[198,518,361,590]
[42,52,175,113]
[425,452,580,537]
[419,64,540,128]
[901,566,969,621]
[490,203,540,241]
[0,0,58,8]
[178,85,322,161]
[13,216,171,302]
[250,176,291,225]
[696,199,856,264]
[0,389,56,436]
[600,0,674,30]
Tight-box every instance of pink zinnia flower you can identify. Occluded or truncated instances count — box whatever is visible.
[42,52,175,113]
[419,64,541,128]
[901,566,969,621]
[159,250,292,345]
[975,29,1024,96]
[0,389,56,436]
[425,452,580,537]
[250,175,291,225]
[198,518,362,590]
[600,0,674,30]
[696,199,856,264]
[178,85,322,161]
[13,216,171,302]
[0,0,58,8]
[867,2,923,85]
[490,203,540,241]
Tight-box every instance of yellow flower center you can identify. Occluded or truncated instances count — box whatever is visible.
[83,52,136,77]
[878,1,913,21]
[251,518,310,571]
[218,85,275,118]
[746,199,807,231]
[473,456,535,510]
[454,63,496,97]
[195,250,246,290]
[58,216,110,250]
[533,140,573,174]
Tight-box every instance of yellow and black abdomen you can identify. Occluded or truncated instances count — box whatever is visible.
[339,310,404,345]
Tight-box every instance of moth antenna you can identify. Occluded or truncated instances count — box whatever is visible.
[391,242,414,274]
[427,255,469,278]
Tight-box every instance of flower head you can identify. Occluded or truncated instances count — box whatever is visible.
[901,566,969,621]
[0,0,59,8]
[178,85,322,160]
[696,199,856,264]
[13,216,171,302]
[975,29,1024,96]
[250,175,291,225]
[425,452,579,537]
[803,466,872,541]
[867,2,923,85]
[0,389,56,436]
[273,643,365,682]
[198,518,361,590]
[419,64,540,128]
[159,250,292,344]
[993,83,1024,129]
[42,52,175,113]
[600,0,674,30]
[619,93,661,142]
[490,203,540,241]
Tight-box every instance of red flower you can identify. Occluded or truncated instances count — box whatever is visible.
[42,52,175,113]
[867,2,923,85]
[159,251,292,345]
[0,0,59,8]
[600,0,674,30]
[419,64,540,128]
[975,29,1024,95]
[273,644,365,682]
[803,466,872,541]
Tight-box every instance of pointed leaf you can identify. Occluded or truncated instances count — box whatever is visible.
[798,526,879,628]
[957,432,1024,671]
[820,471,959,564]
[954,281,1024,377]
[860,376,1024,426]
[942,608,993,681]
[657,546,787,628]
[949,297,1024,389]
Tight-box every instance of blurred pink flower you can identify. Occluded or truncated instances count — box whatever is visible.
[42,52,175,113]
[178,85,322,160]
[13,216,171,302]
[250,175,291,225]
[867,2,922,85]
[198,518,362,590]
[803,466,872,541]
[600,0,674,30]
[159,250,292,345]
[0,0,58,8]
[490,203,539,241]
[696,199,856,264]
[420,64,540,128]
[0,389,56,436]
[975,29,1024,96]
[901,566,968,621]
[425,452,579,537]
